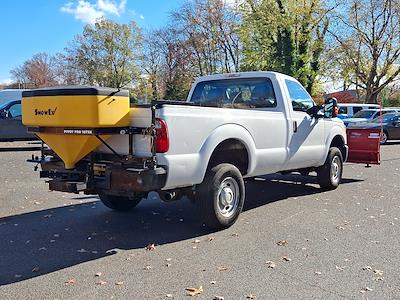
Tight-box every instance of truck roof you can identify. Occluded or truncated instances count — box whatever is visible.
[194,71,295,83]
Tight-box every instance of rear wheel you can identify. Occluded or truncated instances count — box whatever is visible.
[99,194,143,211]
[196,163,245,230]
[317,147,343,190]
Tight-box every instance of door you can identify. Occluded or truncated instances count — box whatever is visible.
[284,80,326,169]
[0,102,32,141]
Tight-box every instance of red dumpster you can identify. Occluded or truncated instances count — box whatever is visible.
[346,128,381,165]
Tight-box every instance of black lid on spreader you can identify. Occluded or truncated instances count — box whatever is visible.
[22,86,129,97]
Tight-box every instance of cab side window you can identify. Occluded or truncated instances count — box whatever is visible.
[285,80,314,112]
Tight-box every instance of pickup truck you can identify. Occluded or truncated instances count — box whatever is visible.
[22,72,374,229]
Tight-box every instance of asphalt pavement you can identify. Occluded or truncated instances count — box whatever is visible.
[0,141,399,300]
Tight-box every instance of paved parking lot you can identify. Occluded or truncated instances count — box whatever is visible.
[0,141,399,299]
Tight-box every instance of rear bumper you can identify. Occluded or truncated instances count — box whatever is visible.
[41,165,167,194]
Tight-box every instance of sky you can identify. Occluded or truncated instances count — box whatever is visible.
[0,0,184,84]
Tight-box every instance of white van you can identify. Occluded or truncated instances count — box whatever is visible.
[0,89,28,106]
[337,103,380,119]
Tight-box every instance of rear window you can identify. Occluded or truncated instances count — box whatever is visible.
[190,78,277,109]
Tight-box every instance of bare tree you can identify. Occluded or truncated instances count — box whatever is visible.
[11,53,58,88]
[330,0,400,103]
[172,0,241,76]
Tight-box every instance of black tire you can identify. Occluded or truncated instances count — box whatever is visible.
[317,147,343,190]
[380,131,388,145]
[99,194,143,211]
[196,163,245,230]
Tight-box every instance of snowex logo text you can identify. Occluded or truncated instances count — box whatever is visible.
[34,107,57,116]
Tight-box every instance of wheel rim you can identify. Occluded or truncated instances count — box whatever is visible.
[217,177,240,218]
[330,156,341,184]
[381,132,387,144]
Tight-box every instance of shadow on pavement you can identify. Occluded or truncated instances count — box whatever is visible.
[0,174,363,286]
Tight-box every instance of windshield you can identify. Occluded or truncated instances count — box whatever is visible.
[0,102,9,110]
[352,110,377,119]
[372,114,397,123]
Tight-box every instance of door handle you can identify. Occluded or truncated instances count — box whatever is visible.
[293,121,298,133]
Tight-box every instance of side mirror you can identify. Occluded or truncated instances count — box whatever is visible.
[306,105,323,118]
[324,97,338,118]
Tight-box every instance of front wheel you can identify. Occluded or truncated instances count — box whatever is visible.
[99,194,143,211]
[317,147,343,190]
[196,163,245,230]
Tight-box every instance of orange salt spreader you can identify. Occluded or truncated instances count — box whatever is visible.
[22,86,130,169]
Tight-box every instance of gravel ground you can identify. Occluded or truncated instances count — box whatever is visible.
[0,141,399,300]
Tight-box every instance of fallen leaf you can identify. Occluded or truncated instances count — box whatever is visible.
[213,296,224,300]
[32,267,40,272]
[217,266,228,271]
[14,274,22,278]
[246,294,256,299]
[231,233,239,237]
[95,272,102,277]
[166,258,172,262]
[65,278,76,285]
[185,286,203,296]
[365,287,373,291]
[193,239,201,243]
[145,243,156,251]
[373,277,384,281]
[166,263,171,267]
[96,280,107,285]
[115,281,124,285]
[363,266,372,271]
[266,261,276,268]
[208,237,215,241]
[210,281,216,285]
[282,256,292,261]
[166,294,173,298]
[77,248,88,253]
[374,269,383,276]
[314,271,322,275]
[276,240,288,246]
[143,265,152,270]
[335,265,344,271]
[43,214,52,218]
[192,246,197,249]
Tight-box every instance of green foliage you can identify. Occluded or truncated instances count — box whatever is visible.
[65,19,142,88]
[240,0,329,95]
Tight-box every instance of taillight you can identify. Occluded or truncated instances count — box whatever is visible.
[155,118,169,153]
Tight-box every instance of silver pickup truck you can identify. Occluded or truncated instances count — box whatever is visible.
[23,72,378,229]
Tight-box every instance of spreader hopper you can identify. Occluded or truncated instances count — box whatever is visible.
[22,86,130,169]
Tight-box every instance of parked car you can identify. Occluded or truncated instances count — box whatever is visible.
[348,113,400,144]
[337,103,380,119]
[0,100,35,141]
[343,108,399,127]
